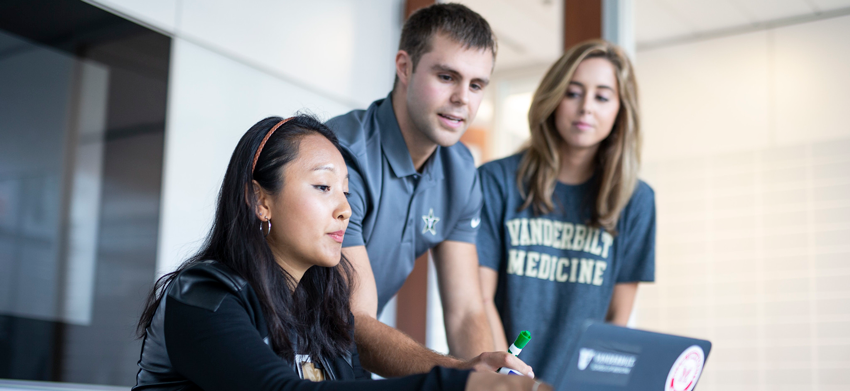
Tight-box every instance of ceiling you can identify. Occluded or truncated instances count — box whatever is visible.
[457,0,850,71]
[636,0,850,49]
[456,0,563,72]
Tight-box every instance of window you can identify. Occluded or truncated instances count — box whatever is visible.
[0,0,170,385]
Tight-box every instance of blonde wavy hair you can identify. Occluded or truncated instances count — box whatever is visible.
[517,39,640,235]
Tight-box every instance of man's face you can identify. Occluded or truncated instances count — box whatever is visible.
[404,34,494,147]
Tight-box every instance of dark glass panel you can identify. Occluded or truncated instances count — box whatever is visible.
[0,0,169,386]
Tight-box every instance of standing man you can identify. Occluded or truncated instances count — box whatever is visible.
[327,3,532,379]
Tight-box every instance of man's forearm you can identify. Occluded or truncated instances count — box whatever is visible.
[483,299,508,352]
[354,312,464,377]
[445,307,494,359]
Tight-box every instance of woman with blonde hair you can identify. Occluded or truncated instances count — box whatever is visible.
[477,40,655,389]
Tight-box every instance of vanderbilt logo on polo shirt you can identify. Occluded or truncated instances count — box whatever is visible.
[422,208,440,235]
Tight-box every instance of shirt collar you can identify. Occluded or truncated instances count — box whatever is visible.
[377,92,443,181]
[421,144,443,182]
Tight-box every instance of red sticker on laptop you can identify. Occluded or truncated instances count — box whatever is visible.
[665,345,704,391]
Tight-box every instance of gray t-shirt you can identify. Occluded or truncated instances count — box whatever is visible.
[477,152,655,389]
[327,94,482,314]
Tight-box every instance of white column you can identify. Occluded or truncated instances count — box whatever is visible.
[602,0,635,58]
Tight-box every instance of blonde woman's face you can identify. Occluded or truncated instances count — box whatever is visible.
[554,57,620,152]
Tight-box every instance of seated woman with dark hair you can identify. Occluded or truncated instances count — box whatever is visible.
[133,115,548,391]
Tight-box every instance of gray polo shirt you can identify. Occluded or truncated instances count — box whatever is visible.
[327,94,482,314]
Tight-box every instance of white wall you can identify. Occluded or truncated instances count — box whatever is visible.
[87,0,401,108]
[157,39,354,275]
[85,0,403,274]
[638,14,850,162]
[636,14,850,391]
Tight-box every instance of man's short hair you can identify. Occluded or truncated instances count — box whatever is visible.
[399,3,497,73]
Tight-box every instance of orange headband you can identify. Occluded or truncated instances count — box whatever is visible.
[252,117,293,174]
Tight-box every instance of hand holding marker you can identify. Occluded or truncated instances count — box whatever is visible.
[497,330,531,375]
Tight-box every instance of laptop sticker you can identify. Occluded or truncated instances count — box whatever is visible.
[570,341,641,386]
[576,348,637,374]
[665,345,705,391]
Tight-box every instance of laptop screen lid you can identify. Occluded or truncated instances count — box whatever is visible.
[556,321,712,391]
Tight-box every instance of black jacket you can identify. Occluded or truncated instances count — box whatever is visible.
[133,261,469,390]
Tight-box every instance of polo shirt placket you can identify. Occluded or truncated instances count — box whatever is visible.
[328,94,482,315]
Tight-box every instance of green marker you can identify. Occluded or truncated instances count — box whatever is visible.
[497,330,531,375]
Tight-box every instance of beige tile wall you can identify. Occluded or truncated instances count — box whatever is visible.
[636,12,850,391]
[638,139,850,391]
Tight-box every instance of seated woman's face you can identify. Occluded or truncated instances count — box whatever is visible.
[554,57,621,151]
[265,134,351,271]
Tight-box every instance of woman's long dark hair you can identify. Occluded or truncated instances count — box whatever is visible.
[138,115,355,362]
